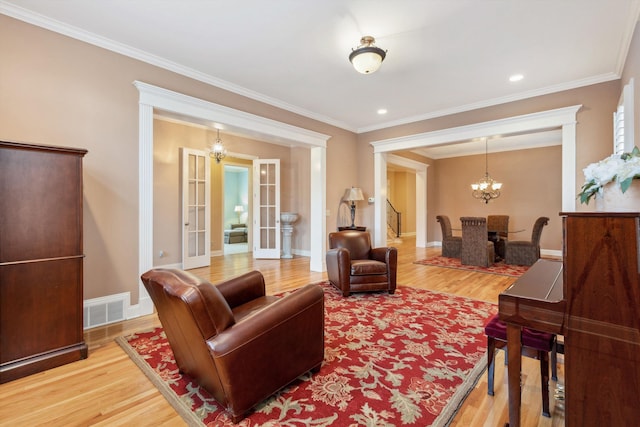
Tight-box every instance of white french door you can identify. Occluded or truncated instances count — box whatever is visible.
[253,159,280,258]
[180,148,211,269]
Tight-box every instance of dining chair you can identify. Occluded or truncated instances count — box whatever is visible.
[460,216,495,267]
[436,215,462,258]
[505,217,549,266]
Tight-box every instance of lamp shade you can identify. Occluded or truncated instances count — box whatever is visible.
[344,187,364,201]
[349,36,386,74]
[234,205,244,213]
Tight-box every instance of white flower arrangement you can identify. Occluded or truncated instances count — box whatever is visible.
[578,146,640,204]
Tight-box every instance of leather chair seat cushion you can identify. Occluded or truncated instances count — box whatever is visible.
[484,314,554,351]
[350,259,387,276]
[232,295,280,322]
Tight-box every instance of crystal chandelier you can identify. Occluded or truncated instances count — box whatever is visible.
[471,138,502,203]
[209,128,227,163]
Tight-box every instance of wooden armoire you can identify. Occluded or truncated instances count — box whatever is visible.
[0,141,88,383]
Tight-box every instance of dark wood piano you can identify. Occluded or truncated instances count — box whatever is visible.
[498,212,640,427]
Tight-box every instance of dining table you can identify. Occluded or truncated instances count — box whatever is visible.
[452,226,525,261]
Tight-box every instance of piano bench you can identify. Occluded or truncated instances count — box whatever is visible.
[484,314,559,418]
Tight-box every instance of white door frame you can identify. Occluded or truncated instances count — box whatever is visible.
[370,105,582,248]
[134,81,330,317]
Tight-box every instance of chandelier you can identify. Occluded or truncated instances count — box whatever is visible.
[209,128,227,163]
[471,138,502,203]
[349,36,387,74]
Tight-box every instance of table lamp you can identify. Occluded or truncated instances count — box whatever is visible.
[234,205,244,223]
[343,187,364,228]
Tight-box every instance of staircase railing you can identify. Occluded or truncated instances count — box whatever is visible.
[386,199,401,237]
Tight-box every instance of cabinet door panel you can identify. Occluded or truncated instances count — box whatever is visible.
[0,149,82,262]
[0,259,83,363]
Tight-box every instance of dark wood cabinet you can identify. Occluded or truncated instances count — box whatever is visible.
[0,141,88,383]
[562,212,640,426]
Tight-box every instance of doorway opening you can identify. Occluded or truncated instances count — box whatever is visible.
[223,164,250,255]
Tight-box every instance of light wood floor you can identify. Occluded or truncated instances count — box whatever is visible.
[0,237,565,426]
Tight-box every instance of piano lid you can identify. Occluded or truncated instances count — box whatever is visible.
[501,259,563,303]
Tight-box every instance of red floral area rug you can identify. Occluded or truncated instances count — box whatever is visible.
[116,282,497,426]
[414,256,529,277]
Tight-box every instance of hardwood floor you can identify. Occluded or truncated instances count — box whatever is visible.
[0,237,564,426]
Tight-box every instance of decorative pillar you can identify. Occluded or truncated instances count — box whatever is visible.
[280,212,298,259]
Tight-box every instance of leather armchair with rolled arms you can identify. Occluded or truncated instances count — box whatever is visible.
[141,268,325,423]
[326,230,397,297]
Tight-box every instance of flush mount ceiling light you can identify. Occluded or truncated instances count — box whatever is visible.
[349,36,387,74]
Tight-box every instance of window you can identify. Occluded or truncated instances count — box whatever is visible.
[614,78,635,155]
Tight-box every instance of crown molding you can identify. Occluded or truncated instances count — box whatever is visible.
[0,1,355,132]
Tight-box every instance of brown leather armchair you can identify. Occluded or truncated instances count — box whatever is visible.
[140,268,325,423]
[326,230,397,297]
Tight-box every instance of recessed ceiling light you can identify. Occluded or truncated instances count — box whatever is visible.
[377,108,388,115]
[509,74,524,82]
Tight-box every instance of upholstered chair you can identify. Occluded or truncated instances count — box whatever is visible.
[141,268,325,423]
[437,215,462,258]
[487,215,509,260]
[484,314,559,417]
[460,216,495,267]
[505,217,549,266]
[326,230,397,297]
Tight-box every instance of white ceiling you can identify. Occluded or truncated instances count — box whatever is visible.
[2,0,639,152]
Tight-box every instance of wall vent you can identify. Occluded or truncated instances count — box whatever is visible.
[83,292,130,330]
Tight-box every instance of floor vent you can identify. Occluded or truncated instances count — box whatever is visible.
[83,293,129,330]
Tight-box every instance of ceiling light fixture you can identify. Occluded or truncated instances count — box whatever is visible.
[471,138,502,203]
[209,128,227,163]
[349,36,387,74]
[509,73,524,82]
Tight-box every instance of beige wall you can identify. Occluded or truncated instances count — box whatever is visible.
[435,146,562,250]
[0,15,357,304]
[358,80,623,252]
[1,15,637,305]
[152,120,303,267]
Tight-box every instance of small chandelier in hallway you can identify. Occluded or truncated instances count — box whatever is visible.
[210,128,227,163]
[471,138,502,203]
